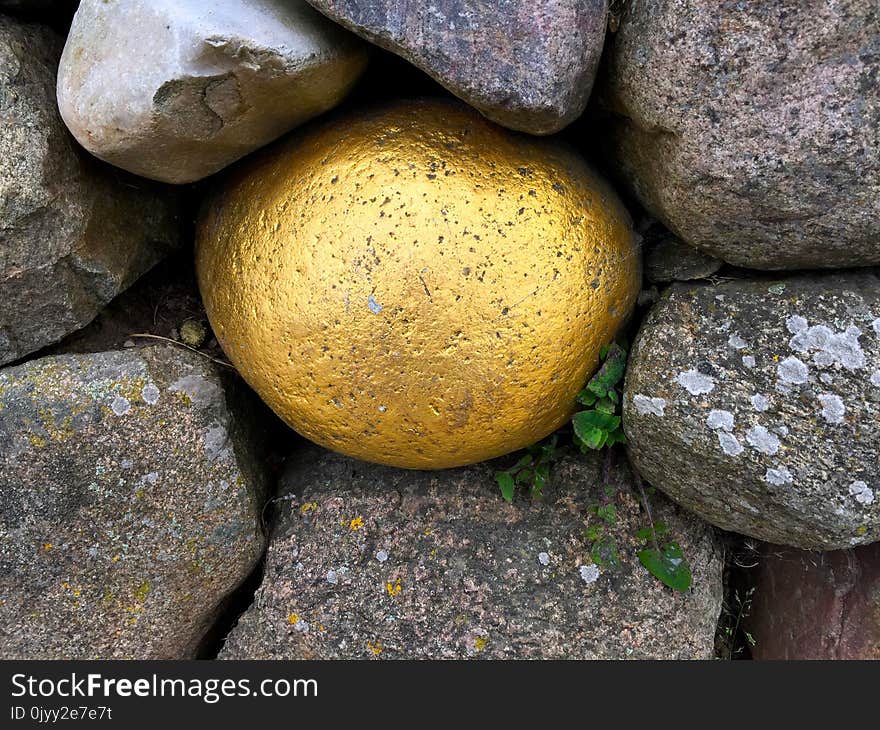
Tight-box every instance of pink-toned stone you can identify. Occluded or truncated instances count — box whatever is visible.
[749,543,880,659]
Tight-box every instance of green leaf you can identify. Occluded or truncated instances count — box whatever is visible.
[572,410,620,432]
[595,397,617,414]
[515,468,533,485]
[638,543,692,592]
[575,427,606,451]
[584,525,602,541]
[635,527,654,541]
[591,538,620,569]
[496,472,515,502]
[514,454,533,469]
[576,389,598,406]
[605,430,627,446]
[596,504,616,525]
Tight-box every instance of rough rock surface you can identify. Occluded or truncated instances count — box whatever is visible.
[601,1,879,269]
[623,273,880,549]
[747,543,880,659]
[0,346,268,659]
[0,17,180,365]
[57,0,368,184]
[643,228,722,284]
[307,0,608,135]
[220,448,723,659]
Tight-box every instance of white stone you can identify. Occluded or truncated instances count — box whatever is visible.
[57,0,368,183]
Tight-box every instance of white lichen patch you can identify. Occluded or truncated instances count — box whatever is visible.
[718,431,743,456]
[764,467,793,486]
[633,394,667,417]
[728,334,748,349]
[819,373,834,385]
[786,315,808,334]
[871,371,880,387]
[849,481,875,505]
[326,570,338,585]
[789,321,865,370]
[375,550,388,563]
[746,426,780,455]
[538,552,550,566]
[872,318,880,337]
[368,295,383,314]
[817,393,846,424]
[579,564,600,584]
[773,424,789,437]
[777,356,809,385]
[110,396,131,416]
[742,355,756,369]
[676,369,715,395]
[141,383,160,405]
[751,394,770,412]
[706,409,734,431]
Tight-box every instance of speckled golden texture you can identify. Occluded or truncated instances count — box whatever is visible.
[196,99,640,469]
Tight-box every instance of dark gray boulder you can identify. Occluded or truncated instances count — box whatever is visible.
[623,273,880,549]
[601,1,879,270]
[0,16,179,365]
[307,0,608,134]
[0,345,267,658]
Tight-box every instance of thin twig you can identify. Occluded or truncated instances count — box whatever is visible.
[128,333,236,370]
[631,468,661,553]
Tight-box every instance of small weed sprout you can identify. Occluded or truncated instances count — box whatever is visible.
[494,341,692,592]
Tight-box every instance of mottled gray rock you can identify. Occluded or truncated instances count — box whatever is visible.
[644,229,722,284]
[307,0,608,135]
[0,16,179,365]
[57,0,368,183]
[623,273,880,549]
[746,543,880,659]
[602,1,879,269]
[0,346,267,659]
[220,448,722,659]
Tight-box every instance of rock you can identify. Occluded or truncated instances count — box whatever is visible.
[220,447,723,659]
[0,346,268,659]
[57,0,368,184]
[307,0,608,135]
[643,229,722,284]
[197,99,640,469]
[601,1,879,269]
[0,16,180,365]
[623,273,880,550]
[748,543,880,659]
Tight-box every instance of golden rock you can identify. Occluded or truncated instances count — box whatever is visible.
[196,100,640,469]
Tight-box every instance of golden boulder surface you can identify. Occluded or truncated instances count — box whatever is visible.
[196,99,640,469]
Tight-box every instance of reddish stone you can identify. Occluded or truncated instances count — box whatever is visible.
[749,543,880,659]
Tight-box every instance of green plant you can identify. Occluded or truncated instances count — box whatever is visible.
[633,473,692,592]
[495,436,558,502]
[717,586,757,659]
[571,343,627,451]
[494,339,693,593]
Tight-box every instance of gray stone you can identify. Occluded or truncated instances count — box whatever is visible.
[0,345,267,658]
[307,0,608,135]
[747,543,880,659]
[220,447,722,659]
[0,16,180,366]
[644,230,722,284]
[601,1,879,269]
[57,0,368,184]
[623,273,880,550]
